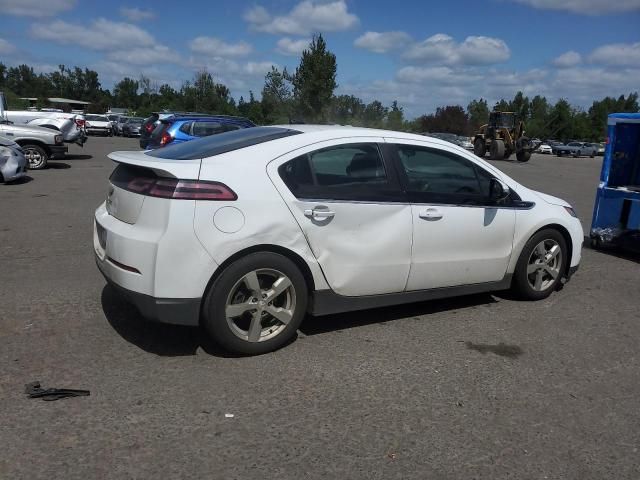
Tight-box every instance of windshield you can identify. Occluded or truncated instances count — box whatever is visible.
[146,126,301,160]
[86,115,108,121]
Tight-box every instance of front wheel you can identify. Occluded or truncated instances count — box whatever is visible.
[516,151,531,162]
[474,138,486,157]
[22,144,49,170]
[202,252,308,355]
[512,229,567,300]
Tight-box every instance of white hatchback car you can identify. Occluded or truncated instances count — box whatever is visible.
[94,126,583,354]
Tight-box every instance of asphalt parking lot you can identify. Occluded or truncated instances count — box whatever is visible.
[1,137,639,479]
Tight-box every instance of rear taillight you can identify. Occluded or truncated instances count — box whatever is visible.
[145,123,154,133]
[124,177,236,200]
[111,164,237,200]
[75,119,85,127]
[159,131,172,146]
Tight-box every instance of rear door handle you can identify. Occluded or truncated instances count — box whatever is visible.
[419,208,443,220]
[304,207,335,220]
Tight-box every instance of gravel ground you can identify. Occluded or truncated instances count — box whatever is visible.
[1,137,638,480]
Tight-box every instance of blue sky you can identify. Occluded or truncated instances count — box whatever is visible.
[1,0,639,117]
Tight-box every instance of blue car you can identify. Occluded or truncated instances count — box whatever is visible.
[146,115,256,149]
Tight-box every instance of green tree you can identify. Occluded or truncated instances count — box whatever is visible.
[467,98,489,132]
[362,100,387,128]
[330,94,366,125]
[113,77,139,109]
[386,100,404,131]
[289,34,337,121]
[261,66,292,123]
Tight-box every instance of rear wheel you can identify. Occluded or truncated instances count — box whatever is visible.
[516,151,531,162]
[512,229,567,300]
[202,252,308,355]
[474,138,486,157]
[22,144,48,170]
[490,139,505,160]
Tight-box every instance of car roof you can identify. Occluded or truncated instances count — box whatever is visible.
[165,115,254,124]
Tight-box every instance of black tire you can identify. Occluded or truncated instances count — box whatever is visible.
[516,151,531,162]
[574,150,581,158]
[557,151,563,157]
[202,252,308,355]
[474,138,486,157]
[512,228,568,300]
[590,151,595,158]
[490,139,505,160]
[22,144,49,170]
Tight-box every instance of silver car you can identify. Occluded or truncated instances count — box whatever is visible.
[0,135,27,183]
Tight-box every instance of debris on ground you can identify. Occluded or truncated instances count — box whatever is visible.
[25,381,90,401]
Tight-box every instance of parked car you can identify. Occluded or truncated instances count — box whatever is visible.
[85,114,113,136]
[424,132,459,145]
[115,116,130,136]
[0,135,27,183]
[553,142,597,158]
[95,125,583,355]
[139,112,228,148]
[457,136,474,150]
[0,122,66,169]
[121,117,144,137]
[107,114,122,136]
[587,142,605,156]
[537,144,553,154]
[146,115,256,149]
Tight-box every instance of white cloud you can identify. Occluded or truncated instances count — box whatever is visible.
[588,42,640,66]
[243,61,278,76]
[30,18,155,50]
[0,0,75,17]
[354,31,412,53]
[244,0,359,35]
[0,38,16,54]
[189,36,253,57]
[508,0,640,14]
[396,66,482,85]
[107,45,181,66]
[120,7,156,22]
[276,37,310,56]
[403,34,510,65]
[552,51,582,67]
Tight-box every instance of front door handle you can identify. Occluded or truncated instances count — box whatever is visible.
[304,207,335,220]
[419,208,443,220]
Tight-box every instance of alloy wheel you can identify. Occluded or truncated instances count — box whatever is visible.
[225,268,296,343]
[24,148,44,169]
[526,239,562,292]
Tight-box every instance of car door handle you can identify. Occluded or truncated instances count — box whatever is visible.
[419,208,443,220]
[304,207,335,219]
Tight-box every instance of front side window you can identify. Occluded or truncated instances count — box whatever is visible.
[395,144,493,204]
[279,143,398,202]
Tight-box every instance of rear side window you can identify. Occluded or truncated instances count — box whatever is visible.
[179,122,192,135]
[146,126,300,160]
[279,143,400,202]
[192,121,223,137]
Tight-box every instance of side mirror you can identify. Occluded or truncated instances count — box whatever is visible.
[489,178,510,202]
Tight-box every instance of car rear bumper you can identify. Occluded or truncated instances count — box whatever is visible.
[98,263,201,326]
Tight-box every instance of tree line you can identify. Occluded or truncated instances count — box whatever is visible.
[1,34,637,141]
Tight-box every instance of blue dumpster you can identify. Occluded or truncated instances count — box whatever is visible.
[591,113,640,251]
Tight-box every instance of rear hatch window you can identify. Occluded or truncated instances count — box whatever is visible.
[145,126,301,160]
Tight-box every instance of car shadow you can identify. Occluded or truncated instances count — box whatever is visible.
[101,284,499,356]
[47,162,71,169]
[65,154,93,160]
[300,292,499,336]
[4,176,33,185]
[583,235,640,264]
[100,285,240,357]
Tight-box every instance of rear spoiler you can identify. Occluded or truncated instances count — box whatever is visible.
[108,150,201,178]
